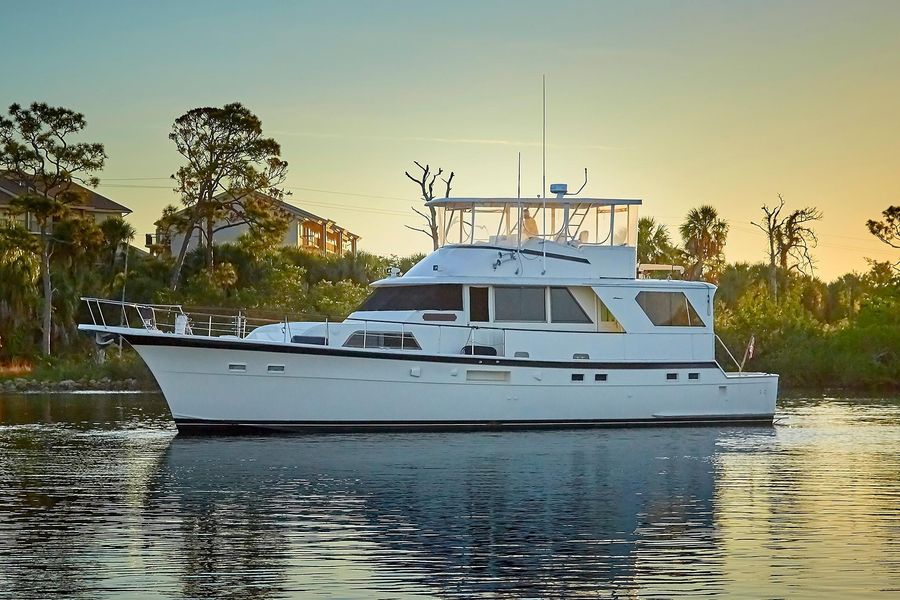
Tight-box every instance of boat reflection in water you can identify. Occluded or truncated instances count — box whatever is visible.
[150,427,762,598]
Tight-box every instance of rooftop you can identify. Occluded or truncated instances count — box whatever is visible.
[0,175,131,214]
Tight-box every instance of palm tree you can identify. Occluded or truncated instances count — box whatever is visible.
[0,224,40,354]
[637,217,676,264]
[679,205,729,282]
[100,216,136,268]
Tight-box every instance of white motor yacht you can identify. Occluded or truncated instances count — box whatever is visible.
[80,185,777,432]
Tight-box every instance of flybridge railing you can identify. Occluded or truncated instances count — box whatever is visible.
[80,297,322,339]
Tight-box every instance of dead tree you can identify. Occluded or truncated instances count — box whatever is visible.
[405,161,454,251]
[778,205,823,274]
[752,196,784,297]
[752,194,822,299]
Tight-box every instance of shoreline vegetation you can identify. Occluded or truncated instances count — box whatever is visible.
[1,101,898,394]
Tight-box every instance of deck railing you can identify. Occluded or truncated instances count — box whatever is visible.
[82,298,510,356]
[81,297,289,338]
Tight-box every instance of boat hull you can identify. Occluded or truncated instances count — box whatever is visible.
[125,334,778,434]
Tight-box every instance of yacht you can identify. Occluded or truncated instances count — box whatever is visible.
[80,185,778,432]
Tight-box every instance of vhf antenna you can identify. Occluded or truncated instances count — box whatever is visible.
[541,74,547,274]
[542,74,546,199]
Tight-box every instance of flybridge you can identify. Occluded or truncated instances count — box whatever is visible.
[425,195,641,249]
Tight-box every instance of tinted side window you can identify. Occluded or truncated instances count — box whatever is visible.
[358,285,463,311]
[636,291,705,327]
[469,287,489,322]
[494,287,546,322]
[550,287,592,323]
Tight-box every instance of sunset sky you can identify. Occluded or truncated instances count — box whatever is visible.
[3,0,898,280]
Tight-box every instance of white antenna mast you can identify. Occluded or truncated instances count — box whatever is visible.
[516,151,522,250]
[541,74,547,274]
[517,151,521,198]
[542,74,546,199]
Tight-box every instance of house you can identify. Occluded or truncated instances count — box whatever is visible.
[148,193,360,256]
[0,174,132,231]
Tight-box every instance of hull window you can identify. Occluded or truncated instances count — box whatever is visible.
[595,373,608,381]
[550,287,592,323]
[494,286,546,322]
[358,284,462,311]
[344,331,422,350]
[636,291,706,327]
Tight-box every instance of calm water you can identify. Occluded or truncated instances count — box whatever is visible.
[0,393,898,599]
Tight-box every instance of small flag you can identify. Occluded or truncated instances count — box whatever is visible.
[747,335,755,360]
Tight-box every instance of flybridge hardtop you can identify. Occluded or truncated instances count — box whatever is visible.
[79,182,777,433]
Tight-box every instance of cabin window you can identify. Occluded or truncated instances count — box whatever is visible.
[550,287,592,323]
[494,286,546,322]
[343,331,422,350]
[636,291,705,327]
[358,284,463,312]
[469,286,489,322]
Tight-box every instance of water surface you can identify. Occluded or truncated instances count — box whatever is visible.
[0,393,897,598]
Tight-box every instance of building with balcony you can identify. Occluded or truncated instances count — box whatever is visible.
[148,193,359,256]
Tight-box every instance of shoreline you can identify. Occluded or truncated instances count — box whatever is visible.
[0,376,156,394]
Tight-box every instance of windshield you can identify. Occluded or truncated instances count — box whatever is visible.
[357,285,463,312]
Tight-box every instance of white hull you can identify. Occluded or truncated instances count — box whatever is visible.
[125,333,777,432]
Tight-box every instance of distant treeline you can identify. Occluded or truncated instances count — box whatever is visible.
[0,100,898,389]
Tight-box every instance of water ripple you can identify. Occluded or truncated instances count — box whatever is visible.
[0,392,898,598]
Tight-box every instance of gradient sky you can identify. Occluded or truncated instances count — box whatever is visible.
[3,0,898,280]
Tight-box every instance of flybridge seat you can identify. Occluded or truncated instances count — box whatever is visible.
[426,197,641,250]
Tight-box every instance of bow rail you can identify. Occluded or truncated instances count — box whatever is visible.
[80,297,288,338]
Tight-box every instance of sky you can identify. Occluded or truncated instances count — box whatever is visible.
[2,0,898,280]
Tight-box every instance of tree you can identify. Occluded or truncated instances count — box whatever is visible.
[0,102,106,355]
[867,206,899,271]
[0,224,40,356]
[679,205,728,282]
[405,161,454,251]
[100,216,136,271]
[867,206,900,248]
[637,217,677,264]
[752,195,823,298]
[168,102,288,289]
[776,206,822,274]
[50,216,106,345]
